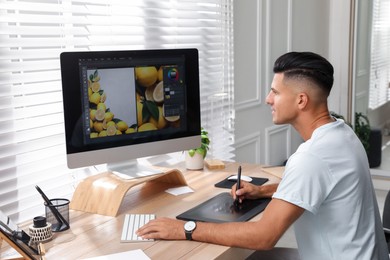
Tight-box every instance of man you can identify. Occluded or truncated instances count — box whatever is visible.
[137,52,389,259]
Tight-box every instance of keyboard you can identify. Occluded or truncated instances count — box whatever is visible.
[121,214,156,242]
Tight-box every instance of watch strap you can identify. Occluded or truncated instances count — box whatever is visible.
[185,230,193,240]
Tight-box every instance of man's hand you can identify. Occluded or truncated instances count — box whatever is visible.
[231,182,279,203]
[231,181,262,203]
[136,217,186,240]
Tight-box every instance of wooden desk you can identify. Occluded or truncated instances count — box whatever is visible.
[30,162,281,260]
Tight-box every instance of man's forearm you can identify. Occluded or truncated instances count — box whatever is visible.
[258,183,278,198]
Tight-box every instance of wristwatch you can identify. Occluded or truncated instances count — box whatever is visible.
[184,221,197,240]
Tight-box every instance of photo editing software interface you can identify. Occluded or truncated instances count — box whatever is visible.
[80,55,187,146]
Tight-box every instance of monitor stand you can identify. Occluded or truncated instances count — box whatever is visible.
[70,166,187,216]
[107,159,163,180]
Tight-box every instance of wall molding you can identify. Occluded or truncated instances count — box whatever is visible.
[234,132,262,164]
[235,0,262,112]
[265,125,291,165]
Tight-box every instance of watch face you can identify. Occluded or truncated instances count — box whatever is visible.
[184,221,196,231]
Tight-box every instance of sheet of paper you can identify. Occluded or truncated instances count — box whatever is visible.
[165,186,194,196]
[81,249,151,260]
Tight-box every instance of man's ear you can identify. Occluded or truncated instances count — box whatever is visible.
[297,93,309,109]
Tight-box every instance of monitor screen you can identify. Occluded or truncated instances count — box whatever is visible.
[60,48,201,176]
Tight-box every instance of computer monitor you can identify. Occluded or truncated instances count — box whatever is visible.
[60,48,201,177]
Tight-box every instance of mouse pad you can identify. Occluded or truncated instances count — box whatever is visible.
[176,192,271,223]
[214,176,269,189]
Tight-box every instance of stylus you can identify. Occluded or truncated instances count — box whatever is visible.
[35,185,69,230]
[234,165,242,207]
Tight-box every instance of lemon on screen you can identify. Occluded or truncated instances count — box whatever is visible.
[158,66,164,82]
[95,108,105,121]
[138,122,158,132]
[149,106,167,129]
[97,103,106,111]
[90,132,98,138]
[153,81,164,103]
[100,92,107,103]
[137,101,143,126]
[104,112,114,122]
[93,121,104,132]
[116,121,129,132]
[93,75,100,82]
[106,125,117,136]
[90,109,97,121]
[145,84,155,101]
[135,66,158,88]
[125,128,136,134]
[106,121,116,128]
[89,92,101,105]
[98,130,107,137]
[91,82,100,93]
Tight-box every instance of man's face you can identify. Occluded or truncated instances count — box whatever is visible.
[265,73,300,125]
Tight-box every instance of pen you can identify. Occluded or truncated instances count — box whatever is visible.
[234,165,242,207]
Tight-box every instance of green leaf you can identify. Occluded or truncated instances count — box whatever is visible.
[187,127,210,158]
[188,149,196,157]
[142,104,151,123]
[196,148,206,158]
[144,100,159,120]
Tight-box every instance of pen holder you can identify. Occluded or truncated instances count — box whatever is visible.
[45,198,70,232]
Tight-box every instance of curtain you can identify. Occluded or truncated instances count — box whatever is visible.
[0,0,234,224]
[369,0,390,109]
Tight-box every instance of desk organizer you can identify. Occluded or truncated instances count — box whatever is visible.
[28,216,52,243]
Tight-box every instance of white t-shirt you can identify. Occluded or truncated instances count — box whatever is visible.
[273,119,389,260]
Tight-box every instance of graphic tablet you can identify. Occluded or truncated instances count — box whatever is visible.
[176,192,271,223]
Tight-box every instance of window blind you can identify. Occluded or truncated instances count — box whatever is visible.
[0,0,234,224]
[369,0,390,109]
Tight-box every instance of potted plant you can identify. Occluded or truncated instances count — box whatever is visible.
[185,128,210,170]
[354,112,371,153]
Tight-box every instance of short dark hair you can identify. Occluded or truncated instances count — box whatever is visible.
[273,52,334,96]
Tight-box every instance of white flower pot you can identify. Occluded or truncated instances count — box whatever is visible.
[185,151,204,170]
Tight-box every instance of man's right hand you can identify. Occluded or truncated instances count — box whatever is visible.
[231,182,279,203]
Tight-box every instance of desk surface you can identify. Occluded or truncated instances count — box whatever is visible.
[31,162,281,260]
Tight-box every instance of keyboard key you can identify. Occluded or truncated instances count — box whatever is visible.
[121,214,155,242]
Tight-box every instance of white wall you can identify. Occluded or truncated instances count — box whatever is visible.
[234,0,351,165]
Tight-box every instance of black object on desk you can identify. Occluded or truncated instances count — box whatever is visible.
[176,192,271,223]
[214,176,269,189]
[233,166,242,208]
[35,185,70,232]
